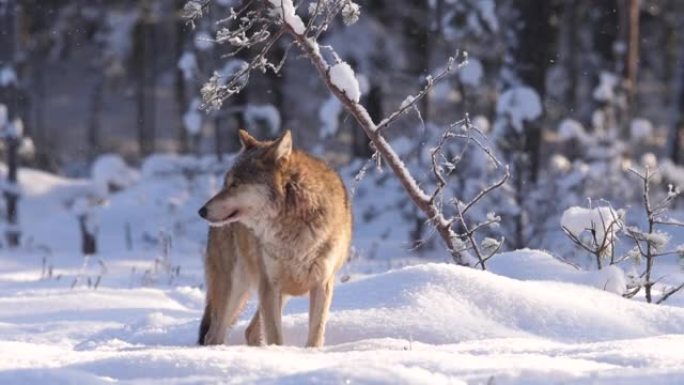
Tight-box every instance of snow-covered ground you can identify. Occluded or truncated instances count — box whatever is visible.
[1,162,683,384]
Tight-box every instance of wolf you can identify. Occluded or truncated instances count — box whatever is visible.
[197,129,352,348]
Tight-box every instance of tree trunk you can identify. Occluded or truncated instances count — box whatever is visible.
[1,0,21,247]
[624,0,640,127]
[135,1,157,157]
[562,0,578,114]
[404,0,433,249]
[88,76,104,160]
[175,0,190,154]
[497,0,554,249]
[0,0,19,117]
[4,137,20,247]
[79,215,97,255]
[672,55,684,164]
[509,0,553,184]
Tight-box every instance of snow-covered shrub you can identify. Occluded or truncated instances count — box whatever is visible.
[561,205,624,269]
[91,154,139,193]
[494,86,542,134]
[623,167,684,303]
[141,154,229,180]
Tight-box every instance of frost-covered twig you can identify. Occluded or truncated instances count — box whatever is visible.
[561,204,624,269]
[657,282,684,304]
[376,55,468,133]
[624,167,684,303]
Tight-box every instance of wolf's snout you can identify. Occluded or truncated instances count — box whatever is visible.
[198,206,208,219]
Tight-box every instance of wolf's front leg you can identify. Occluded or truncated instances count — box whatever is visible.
[201,271,251,345]
[259,279,284,345]
[307,278,334,348]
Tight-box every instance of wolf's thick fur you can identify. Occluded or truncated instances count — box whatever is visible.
[198,130,352,347]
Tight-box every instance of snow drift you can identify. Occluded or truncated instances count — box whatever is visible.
[1,259,684,384]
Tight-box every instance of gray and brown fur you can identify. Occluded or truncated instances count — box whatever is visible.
[198,129,352,347]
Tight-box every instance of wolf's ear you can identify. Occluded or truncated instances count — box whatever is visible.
[238,129,259,150]
[269,130,292,161]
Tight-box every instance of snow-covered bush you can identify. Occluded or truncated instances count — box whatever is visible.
[623,167,684,303]
[91,154,139,193]
[561,205,624,269]
[141,154,229,180]
[494,86,542,134]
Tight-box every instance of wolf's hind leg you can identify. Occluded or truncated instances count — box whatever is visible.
[306,278,334,348]
[245,310,262,346]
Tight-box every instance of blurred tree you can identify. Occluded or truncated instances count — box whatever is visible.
[134,0,158,157]
[175,0,191,154]
[495,0,555,249]
[1,0,22,247]
[624,0,640,122]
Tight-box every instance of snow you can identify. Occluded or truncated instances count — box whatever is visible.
[218,59,249,88]
[341,1,361,26]
[558,118,588,142]
[2,118,24,139]
[593,71,620,102]
[561,206,623,249]
[177,51,198,81]
[103,10,138,61]
[194,31,214,51]
[268,0,306,34]
[641,152,658,169]
[1,251,684,384]
[319,97,343,138]
[244,104,281,135]
[1,165,684,384]
[489,249,627,295]
[458,57,483,87]
[19,137,36,158]
[329,61,361,103]
[630,118,653,141]
[91,154,138,191]
[496,86,543,132]
[661,159,684,189]
[0,65,18,86]
[399,95,415,110]
[550,154,572,173]
[471,114,490,133]
[0,104,7,128]
[183,99,202,136]
[475,0,499,32]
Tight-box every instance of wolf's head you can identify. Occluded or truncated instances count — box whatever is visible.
[198,129,293,227]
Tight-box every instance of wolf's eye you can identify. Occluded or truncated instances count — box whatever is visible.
[228,180,239,189]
